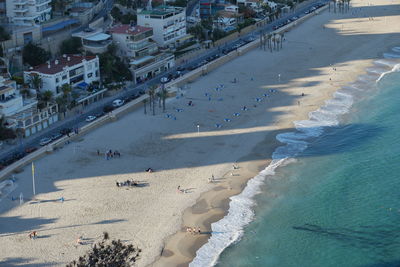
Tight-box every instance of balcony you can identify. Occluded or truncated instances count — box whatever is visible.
[83,39,112,54]
[35,0,51,6]
[14,7,28,13]
[14,0,28,4]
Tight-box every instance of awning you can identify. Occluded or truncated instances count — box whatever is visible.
[77,82,88,88]
[176,34,194,42]
[130,55,154,65]
[84,33,111,42]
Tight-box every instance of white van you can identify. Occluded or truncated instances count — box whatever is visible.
[112,99,125,107]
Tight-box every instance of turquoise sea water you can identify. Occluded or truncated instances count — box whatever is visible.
[214,69,400,266]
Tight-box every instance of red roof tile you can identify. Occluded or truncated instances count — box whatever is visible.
[109,24,152,35]
[28,55,97,75]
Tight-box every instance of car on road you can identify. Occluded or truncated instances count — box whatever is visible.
[39,137,52,146]
[112,99,125,107]
[177,66,185,72]
[291,16,299,20]
[60,128,72,135]
[160,76,171,83]
[85,115,97,122]
[187,64,197,71]
[51,133,63,140]
[25,147,38,153]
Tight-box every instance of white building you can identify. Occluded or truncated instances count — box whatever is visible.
[6,0,52,25]
[110,24,175,84]
[0,75,58,137]
[137,5,189,48]
[23,55,100,96]
[72,28,112,54]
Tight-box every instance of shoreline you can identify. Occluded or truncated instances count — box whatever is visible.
[152,1,400,266]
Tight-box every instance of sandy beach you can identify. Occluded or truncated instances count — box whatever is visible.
[0,0,399,266]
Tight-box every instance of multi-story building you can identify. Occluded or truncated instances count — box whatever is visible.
[72,28,112,54]
[23,55,100,96]
[137,5,188,48]
[110,24,175,84]
[0,75,57,137]
[5,0,52,25]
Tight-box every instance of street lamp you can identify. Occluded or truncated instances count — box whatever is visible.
[197,124,200,134]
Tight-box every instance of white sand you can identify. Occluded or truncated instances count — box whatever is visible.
[0,0,399,266]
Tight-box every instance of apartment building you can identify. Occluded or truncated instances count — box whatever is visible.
[0,75,57,137]
[6,0,52,25]
[137,5,189,48]
[110,24,175,84]
[23,55,100,96]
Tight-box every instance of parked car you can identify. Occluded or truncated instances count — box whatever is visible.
[51,133,63,140]
[112,99,125,107]
[25,147,38,153]
[187,65,197,70]
[177,66,185,71]
[60,128,72,135]
[85,115,97,122]
[39,137,52,146]
[104,105,115,112]
[160,76,170,83]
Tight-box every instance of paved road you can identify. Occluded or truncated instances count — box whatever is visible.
[0,0,329,166]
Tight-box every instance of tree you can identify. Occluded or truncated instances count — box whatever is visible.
[67,232,141,267]
[143,99,147,114]
[148,85,157,116]
[23,43,50,67]
[61,83,72,97]
[52,0,72,14]
[188,25,206,41]
[41,90,53,103]
[55,96,68,117]
[29,75,42,91]
[0,117,16,141]
[0,26,10,42]
[60,37,82,55]
[160,86,167,112]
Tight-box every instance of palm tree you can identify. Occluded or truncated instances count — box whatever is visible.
[29,75,42,92]
[160,87,168,112]
[41,90,53,104]
[148,85,157,116]
[156,92,161,108]
[143,99,147,114]
[61,83,72,97]
[55,96,68,118]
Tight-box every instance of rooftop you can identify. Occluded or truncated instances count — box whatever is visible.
[109,24,152,35]
[27,55,97,75]
[139,5,184,16]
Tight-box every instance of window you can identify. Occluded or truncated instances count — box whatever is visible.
[62,75,67,80]
[87,73,93,78]
[56,86,60,94]
[95,70,99,77]
[56,78,59,83]
[95,62,98,68]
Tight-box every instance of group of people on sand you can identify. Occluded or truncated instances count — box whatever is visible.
[97,149,121,160]
[116,180,139,187]
[186,227,201,235]
[28,231,38,239]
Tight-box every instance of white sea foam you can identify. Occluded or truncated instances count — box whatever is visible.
[189,50,400,267]
[392,47,400,53]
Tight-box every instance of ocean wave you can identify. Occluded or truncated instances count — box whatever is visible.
[189,49,400,267]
